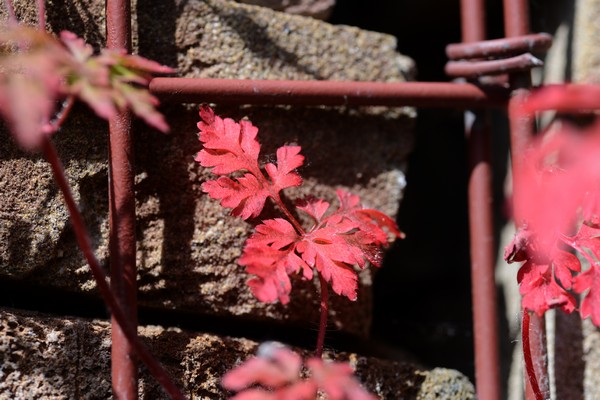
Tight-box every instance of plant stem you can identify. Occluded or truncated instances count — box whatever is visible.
[272,193,305,234]
[43,96,75,134]
[522,309,543,400]
[41,136,187,400]
[4,0,17,25]
[315,274,329,358]
[36,0,45,30]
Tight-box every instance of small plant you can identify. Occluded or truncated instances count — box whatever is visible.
[222,342,376,400]
[195,105,402,398]
[504,85,600,399]
[0,24,171,150]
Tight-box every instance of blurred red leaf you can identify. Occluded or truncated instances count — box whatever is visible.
[222,343,375,400]
[0,25,173,150]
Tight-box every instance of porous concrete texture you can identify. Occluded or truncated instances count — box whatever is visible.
[0,0,414,338]
[0,308,475,399]
[574,0,600,83]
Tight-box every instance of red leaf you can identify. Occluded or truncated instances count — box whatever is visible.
[196,108,261,175]
[504,227,534,263]
[520,85,600,116]
[517,261,576,316]
[306,358,377,400]
[197,106,304,220]
[265,145,304,190]
[296,197,331,223]
[222,343,302,391]
[222,344,374,400]
[0,26,69,149]
[296,223,364,301]
[573,266,600,326]
[240,219,309,304]
[202,175,270,220]
[241,246,296,304]
[551,248,580,290]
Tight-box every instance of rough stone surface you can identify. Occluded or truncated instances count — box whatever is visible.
[0,308,474,399]
[575,0,600,82]
[0,0,414,338]
[416,368,475,400]
[235,0,336,20]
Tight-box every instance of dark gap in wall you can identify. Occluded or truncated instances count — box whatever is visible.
[0,279,406,359]
[330,0,507,381]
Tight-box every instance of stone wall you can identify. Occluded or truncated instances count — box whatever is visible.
[1,0,414,337]
[0,0,478,398]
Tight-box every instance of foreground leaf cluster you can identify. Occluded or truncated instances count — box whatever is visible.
[221,342,376,400]
[506,87,600,325]
[196,105,402,304]
[0,25,173,149]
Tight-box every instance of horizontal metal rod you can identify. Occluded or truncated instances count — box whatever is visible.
[446,33,552,60]
[446,53,543,78]
[149,78,509,108]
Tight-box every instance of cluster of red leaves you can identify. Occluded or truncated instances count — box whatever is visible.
[505,85,600,325]
[196,105,402,304]
[221,342,376,400]
[0,24,173,150]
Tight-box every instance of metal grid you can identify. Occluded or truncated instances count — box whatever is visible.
[105,0,546,398]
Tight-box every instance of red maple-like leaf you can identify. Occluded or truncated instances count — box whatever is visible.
[197,108,402,304]
[240,192,401,304]
[516,260,576,316]
[221,342,375,400]
[196,105,304,220]
[505,227,579,316]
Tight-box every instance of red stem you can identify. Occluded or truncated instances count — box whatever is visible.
[315,274,329,358]
[36,0,45,30]
[41,136,187,400]
[522,310,544,400]
[3,0,17,25]
[271,193,305,234]
[43,96,75,134]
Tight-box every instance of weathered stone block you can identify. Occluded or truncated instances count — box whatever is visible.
[0,308,474,399]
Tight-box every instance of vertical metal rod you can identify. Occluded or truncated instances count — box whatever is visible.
[503,0,530,39]
[460,1,502,399]
[106,0,138,399]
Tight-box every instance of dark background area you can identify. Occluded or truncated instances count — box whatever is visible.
[329,0,510,381]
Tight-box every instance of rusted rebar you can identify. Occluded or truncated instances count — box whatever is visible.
[446,33,553,60]
[460,0,502,399]
[446,53,543,78]
[149,78,508,108]
[106,0,138,398]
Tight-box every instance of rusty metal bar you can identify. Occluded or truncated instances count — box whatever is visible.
[149,78,509,108]
[503,0,530,39]
[447,33,553,60]
[466,110,501,400]
[460,0,502,399]
[106,0,138,398]
[446,53,543,78]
